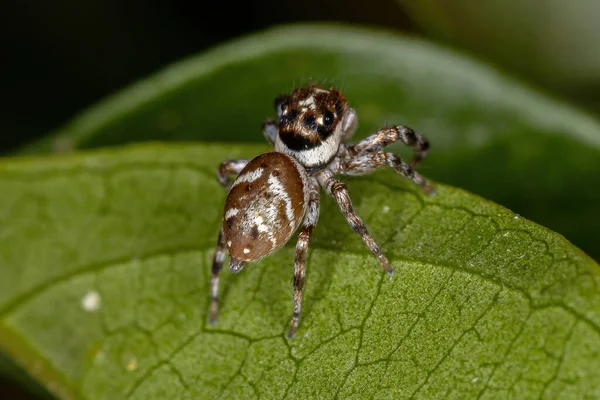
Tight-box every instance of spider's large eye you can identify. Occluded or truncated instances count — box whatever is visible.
[303,115,317,130]
[280,108,297,124]
[322,110,334,127]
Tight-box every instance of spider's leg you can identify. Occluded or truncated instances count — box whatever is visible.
[348,125,429,167]
[209,228,226,323]
[289,179,320,338]
[262,118,278,145]
[211,159,249,320]
[317,170,393,274]
[341,151,434,194]
[217,159,250,189]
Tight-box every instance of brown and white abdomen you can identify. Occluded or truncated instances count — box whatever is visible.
[223,152,309,262]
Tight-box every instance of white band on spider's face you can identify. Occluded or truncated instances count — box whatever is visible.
[274,125,343,169]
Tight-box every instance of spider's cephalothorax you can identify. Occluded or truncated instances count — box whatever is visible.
[274,85,353,171]
[210,83,434,338]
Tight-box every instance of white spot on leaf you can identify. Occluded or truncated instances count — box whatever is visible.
[126,357,138,371]
[81,290,101,312]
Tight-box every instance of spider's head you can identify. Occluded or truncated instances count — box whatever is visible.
[274,84,350,170]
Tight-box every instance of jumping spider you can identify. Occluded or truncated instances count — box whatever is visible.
[210,84,433,338]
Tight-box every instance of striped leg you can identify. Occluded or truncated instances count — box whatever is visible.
[288,179,320,338]
[341,151,434,194]
[348,125,429,167]
[209,229,226,323]
[317,170,393,274]
[217,159,249,188]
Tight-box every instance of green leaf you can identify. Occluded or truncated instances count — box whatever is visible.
[18,24,600,261]
[1,143,599,399]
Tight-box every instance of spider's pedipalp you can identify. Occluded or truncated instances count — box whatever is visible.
[262,118,278,145]
[340,107,358,141]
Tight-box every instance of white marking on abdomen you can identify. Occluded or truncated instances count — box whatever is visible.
[268,174,295,222]
[254,215,278,247]
[233,168,264,186]
[225,208,239,219]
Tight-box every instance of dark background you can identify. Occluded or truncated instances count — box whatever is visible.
[3,1,600,156]
[0,0,416,155]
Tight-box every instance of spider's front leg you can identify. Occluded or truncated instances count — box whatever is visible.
[341,151,434,194]
[317,170,393,274]
[348,125,429,167]
[289,179,320,338]
[217,159,249,188]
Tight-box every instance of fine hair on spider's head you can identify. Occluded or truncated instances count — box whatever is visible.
[274,84,352,170]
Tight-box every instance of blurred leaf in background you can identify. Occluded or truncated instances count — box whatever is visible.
[401,0,600,113]
[19,25,600,263]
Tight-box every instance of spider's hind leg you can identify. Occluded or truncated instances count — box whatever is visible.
[288,179,320,338]
[209,229,226,323]
[217,159,249,189]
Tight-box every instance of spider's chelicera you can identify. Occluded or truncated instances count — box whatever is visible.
[210,84,434,337]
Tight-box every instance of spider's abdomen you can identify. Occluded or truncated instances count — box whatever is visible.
[223,152,309,262]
